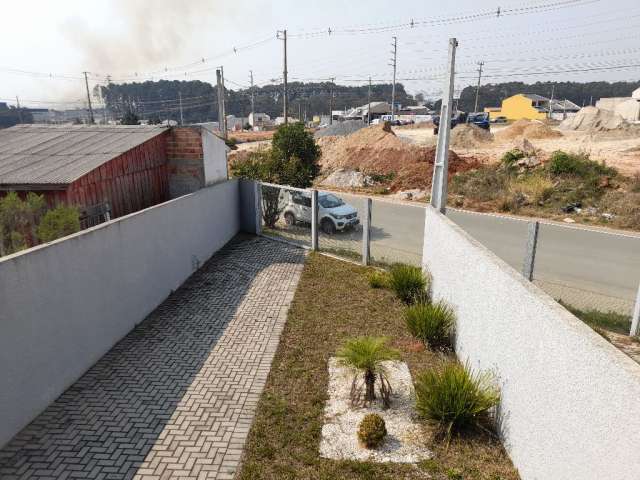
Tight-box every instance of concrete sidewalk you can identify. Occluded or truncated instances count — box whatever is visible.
[0,236,305,480]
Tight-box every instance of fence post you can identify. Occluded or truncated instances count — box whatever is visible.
[311,189,318,251]
[630,283,640,337]
[362,198,372,265]
[522,221,540,281]
[254,181,262,235]
[104,202,111,222]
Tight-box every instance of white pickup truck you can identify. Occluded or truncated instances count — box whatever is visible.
[282,192,360,235]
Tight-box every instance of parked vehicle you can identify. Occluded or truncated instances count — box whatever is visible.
[283,192,359,235]
[467,112,491,130]
[432,112,466,135]
[491,116,508,124]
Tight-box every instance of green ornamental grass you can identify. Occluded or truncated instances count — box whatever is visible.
[389,263,429,304]
[415,361,500,440]
[405,301,456,349]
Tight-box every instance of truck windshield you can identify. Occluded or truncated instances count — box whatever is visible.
[319,194,344,208]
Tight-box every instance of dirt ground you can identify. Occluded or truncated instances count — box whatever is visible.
[394,123,640,175]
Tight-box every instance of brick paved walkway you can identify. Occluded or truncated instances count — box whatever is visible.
[0,236,305,480]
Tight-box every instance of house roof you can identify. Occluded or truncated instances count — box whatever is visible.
[522,93,550,102]
[0,124,168,187]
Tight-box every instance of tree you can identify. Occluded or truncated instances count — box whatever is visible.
[230,122,321,227]
[121,109,140,125]
[37,206,80,243]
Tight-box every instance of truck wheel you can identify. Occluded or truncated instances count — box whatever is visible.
[284,212,296,226]
[321,218,336,235]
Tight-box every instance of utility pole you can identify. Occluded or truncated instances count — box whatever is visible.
[390,36,398,121]
[15,96,23,123]
[298,102,302,122]
[216,68,227,138]
[430,37,458,214]
[277,30,288,124]
[367,76,372,124]
[329,77,335,125]
[249,70,255,120]
[474,61,484,113]
[178,92,184,125]
[549,84,555,120]
[83,71,95,124]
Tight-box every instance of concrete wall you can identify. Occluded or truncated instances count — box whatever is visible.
[0,179,240,448]
[422,206,640,480]
[201,127,228,185]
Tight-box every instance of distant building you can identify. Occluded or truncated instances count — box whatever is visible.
[485,94,578,121]
[248,112,272,129]
[596,87,640,122]
[0,124,229,220]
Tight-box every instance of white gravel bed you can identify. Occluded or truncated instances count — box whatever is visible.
[319,358,432,463]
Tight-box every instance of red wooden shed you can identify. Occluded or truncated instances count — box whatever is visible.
[0,125,171,219]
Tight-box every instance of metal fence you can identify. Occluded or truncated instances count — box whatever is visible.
[255,182,640,335]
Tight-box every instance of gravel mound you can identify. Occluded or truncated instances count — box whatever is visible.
[320,169,372,188]
[559,106,628,132]
[315,120,366,138]
[450,124,494,148]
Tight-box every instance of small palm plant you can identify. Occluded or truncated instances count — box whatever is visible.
[337,336,400,408]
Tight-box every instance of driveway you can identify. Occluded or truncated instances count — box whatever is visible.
[0,236,305,480]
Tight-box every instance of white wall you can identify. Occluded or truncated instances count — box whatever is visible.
[202,127,229,185]
[422,206,640,480]
[0,179,240,448]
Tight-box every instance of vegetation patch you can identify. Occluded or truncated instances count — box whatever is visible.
[357,414,387,449]
[559,300,631,336]
[415,362,500,441]
[405,301,456,350]
[389,263,430,304]
[238,253,519,480]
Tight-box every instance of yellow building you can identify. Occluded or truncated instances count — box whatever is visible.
[485,94,549,121]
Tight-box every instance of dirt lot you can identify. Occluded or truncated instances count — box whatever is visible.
[394,122,640,175]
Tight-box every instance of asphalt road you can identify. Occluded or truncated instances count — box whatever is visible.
[306,192,640,313]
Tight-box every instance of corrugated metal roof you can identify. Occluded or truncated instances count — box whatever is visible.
[522,93,549,102]
[0,124,169,186]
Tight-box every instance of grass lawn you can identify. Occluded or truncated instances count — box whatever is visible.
[238,253,520,480]
[558,301,632,336]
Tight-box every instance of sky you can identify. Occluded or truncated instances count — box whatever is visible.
[1,0,639,108]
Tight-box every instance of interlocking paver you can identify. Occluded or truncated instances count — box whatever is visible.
[0,236,305,480]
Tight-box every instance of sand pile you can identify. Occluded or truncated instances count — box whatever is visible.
[450,124,494,148]
[496,119,562,141]
[317,124,479,191]
[559,106,627,132]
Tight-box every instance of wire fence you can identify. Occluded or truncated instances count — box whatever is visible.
[256,181,640,336]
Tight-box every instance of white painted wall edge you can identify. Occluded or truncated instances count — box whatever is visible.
[0,179,240,448]
[422,205,640,480]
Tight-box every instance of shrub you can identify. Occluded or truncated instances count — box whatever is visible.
[36,205,80,243]
[337,336,400,407]
[367,270,390,289]
[389,263,429,304]
[548,150,616,178]
[500,148,525,167]
[450,166,511,203]
[357,413,387,448]
[405,301,455,349]
[415,361,500,439]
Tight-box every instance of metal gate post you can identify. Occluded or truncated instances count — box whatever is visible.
[362,198,372,265]
[254,181,262,235]
[311,189,319,251]
[630,283,640,337]
[522,221,540,281]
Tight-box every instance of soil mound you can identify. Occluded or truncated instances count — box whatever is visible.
[496,119,562,141]
[317,124,479,191]
[559,106,628,132]
[450,124,494,148]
